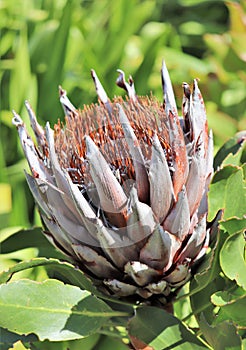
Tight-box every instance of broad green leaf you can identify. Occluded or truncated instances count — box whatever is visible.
[222,141,246,167]
[220,218,246,235]
[128,306,207,349]
[0,258,59,283]
[208,166,237,221]
[44,259,103,296]
[208,166,245,221]
[220,231,246,290]
[213,131,246,169]
[223,168,246,220]
[0,279,128,341]
[211,288,245,307]
[199,314,242,350]
[211,292,246,327]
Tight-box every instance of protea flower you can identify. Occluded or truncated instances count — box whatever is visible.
[12,62,213,302]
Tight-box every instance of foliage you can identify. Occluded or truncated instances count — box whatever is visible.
[0,0,245,349]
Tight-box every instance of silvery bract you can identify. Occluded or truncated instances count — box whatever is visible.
[13,62,214,302]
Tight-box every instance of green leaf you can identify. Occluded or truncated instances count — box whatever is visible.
[189,229,226,324]
[0,279,128,341]
[211,291,246,327]
[220,231,246,290]
[0,227,63,259]
[9,26,32,113]
[8,341,31,350]
[0,183,12,214]
[6,21,38,122]
[0,328,100,350]
[211,288,245,307]
[0,327,38,350]
[208,166,245,221]
[93,335,129,350]
[29,335,101,350]
[199,314,242,350]
[44,259,102,296]
[223,168,246,220]
[213,131,246,169]
[190,277,226,326]
[128,306,207,349]
[220,218,246,235]
[190,228,224,297]
[0,257,99,296]
[38,0,72,118]
[222,137,246,167]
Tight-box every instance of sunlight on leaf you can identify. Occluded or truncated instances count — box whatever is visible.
[199,314,242,350]
[128,306,207,349]
[9,340,30,350]
[0,279,128,341]
[220,231,246,290]
[0,183,12,214]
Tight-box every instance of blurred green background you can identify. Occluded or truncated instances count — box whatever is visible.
[0,0,245,233]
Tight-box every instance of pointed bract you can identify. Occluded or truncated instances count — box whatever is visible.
[85,135,128,227]
[168,111,189,199]
[91,70,113,115]
[116,69,137,102]
[12,112,52,183]
[59,86,77,116]
[25,100,47,148]
[118,104,149,203]
[161,60,178,117]
[127,186,156,243]
[124,261,160,287]
[190,79,208,151]
[139,224,180,271]
[73,244,121,279]
[164,186,190,241]
[149,134,174,223]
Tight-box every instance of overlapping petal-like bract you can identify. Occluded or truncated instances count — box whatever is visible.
[13,62,214,302]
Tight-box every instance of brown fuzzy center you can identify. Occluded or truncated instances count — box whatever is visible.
[54,96,171,189]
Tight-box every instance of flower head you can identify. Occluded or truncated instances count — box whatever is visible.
[13,62,213,301]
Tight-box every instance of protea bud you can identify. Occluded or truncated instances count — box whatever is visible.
[12,62,214,303]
